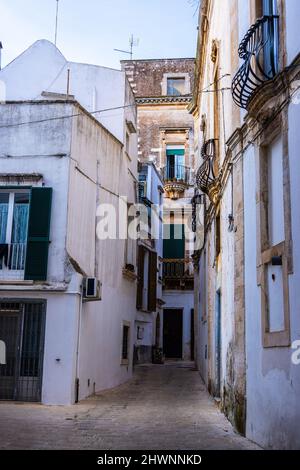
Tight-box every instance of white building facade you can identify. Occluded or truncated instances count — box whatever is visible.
[192,0,300,449]
[0,40,138,405]
[122,58,196,363]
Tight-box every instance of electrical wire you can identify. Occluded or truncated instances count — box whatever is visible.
[0,104,135,130]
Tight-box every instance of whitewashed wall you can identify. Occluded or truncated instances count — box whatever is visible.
[244,106,300,448]
[0,40,128,143]
[285,0,300,65]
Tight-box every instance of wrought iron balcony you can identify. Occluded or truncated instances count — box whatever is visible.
[161,164,191,199]
[196,139,220,204]
[162,164,190,185]
[232,15,279,109]
[162,258,194,290]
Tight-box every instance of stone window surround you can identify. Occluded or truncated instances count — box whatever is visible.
[256,114,292,348]
[160,129,191,168]
[161,73,191,96]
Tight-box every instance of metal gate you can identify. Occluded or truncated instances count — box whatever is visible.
[0,301,46,402]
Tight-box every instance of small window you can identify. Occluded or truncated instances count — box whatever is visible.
[121,324,130,363]
[0,190,30,272]
[138,174,147,201]
[167,77,186,96]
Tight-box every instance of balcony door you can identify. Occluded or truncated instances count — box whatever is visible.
[262,0,279,77]
[166,149,185,180]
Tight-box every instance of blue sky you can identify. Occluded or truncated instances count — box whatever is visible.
[0,0,198,69]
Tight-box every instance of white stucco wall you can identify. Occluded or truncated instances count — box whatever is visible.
[285,0,300,65]
[0,102,72,283]
[0,40,128,143]
[0,290,81,405]
[196,250,208,382]
[0,94,139,404]
[244,113,300,448]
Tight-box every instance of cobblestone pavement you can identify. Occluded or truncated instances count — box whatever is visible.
[0,362,260,450]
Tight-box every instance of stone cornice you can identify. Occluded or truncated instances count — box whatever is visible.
[136,96,192,105]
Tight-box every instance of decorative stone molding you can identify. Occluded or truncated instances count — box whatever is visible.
[163,181,187,200]
[136,96,192,105]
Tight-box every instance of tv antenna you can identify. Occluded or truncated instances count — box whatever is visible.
[54,0,60,46]
[114,34,139,60]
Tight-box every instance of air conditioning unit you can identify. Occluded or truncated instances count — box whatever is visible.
[83,278,102,301]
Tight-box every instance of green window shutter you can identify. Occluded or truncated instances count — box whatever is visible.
[166,149,185,156]
[136,245,145,309]
[148,251,157,312]
[163,224,185,259]
[24,187,53,281]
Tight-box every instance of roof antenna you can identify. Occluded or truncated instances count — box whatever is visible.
[54,0,60,46]
[114,34,139,60]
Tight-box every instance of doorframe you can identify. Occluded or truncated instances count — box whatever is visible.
[163,307,184,359]
[0,298,47,402]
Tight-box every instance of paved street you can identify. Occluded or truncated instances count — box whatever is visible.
[0,362,259,450]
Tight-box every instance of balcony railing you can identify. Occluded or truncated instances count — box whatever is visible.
[196,139,217,193]
[232,15,279,109]
[0,243,26,280]
[162,258,193,279]
[162,165,190,185]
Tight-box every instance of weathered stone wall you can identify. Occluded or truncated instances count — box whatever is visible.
[137,106,194,164]
[121,58,195,97]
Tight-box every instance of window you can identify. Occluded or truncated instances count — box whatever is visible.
[267,137,284,246]
[0,187,52,281]
[167,77,186,96]
[166,148,185,180]
[262,0,279,77]
[138,173,147,201]
[258,134,290,347]
[121,323,130,364]
[0,191,30,272]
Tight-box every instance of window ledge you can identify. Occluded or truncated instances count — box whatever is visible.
[0,280,34,286]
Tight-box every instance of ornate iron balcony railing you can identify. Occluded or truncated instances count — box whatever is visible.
[232,15,279,109]
[162,258,193,279]
[161,164,190,185]
[196,139,217,195]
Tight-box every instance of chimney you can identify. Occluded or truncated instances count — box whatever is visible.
[0,42,3,70]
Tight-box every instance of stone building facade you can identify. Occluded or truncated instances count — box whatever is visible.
[191,0,300,449]
[122,59,196,362]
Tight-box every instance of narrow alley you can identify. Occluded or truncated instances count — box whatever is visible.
[0,363,258,450]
